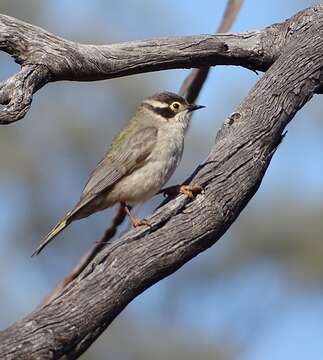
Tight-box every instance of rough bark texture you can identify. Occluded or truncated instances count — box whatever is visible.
[1,4,323,360]
[0,8,292,124]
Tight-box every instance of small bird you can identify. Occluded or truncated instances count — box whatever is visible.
[32,92,204,255]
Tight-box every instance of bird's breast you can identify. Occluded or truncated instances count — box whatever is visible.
[107,126,184,206]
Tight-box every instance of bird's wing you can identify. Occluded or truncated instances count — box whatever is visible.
[81,126,158,201]
[32,126,158,256]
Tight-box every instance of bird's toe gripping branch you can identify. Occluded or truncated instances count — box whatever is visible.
[160,184,203,199]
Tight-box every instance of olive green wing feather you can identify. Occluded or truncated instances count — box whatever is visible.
[31,126,158,256]
[80,125,158,201]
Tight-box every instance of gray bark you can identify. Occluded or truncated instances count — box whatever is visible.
[1,4,323,360]
[0,8,297,124]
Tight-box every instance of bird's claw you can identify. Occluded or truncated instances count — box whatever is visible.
[132,218,152,228]
[161,184,203,199]
[179,184,203,199]
[124,204,152,228]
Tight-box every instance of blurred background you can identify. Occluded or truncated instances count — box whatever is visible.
[0,1,323,359]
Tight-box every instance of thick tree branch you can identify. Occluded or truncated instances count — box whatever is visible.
[1,5,323,359]
[0,6,296,124]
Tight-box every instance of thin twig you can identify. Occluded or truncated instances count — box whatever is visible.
[179,0,244,103]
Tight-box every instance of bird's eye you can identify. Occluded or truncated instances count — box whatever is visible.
[170,101,181,111]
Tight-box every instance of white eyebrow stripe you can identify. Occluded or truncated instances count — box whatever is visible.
[143,99,169,108]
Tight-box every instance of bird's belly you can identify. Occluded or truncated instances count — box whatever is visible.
[107,159,176,205]
[107,138,183,206]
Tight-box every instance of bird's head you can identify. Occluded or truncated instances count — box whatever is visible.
[141,91,205,129]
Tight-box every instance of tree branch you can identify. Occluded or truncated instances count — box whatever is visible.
[179,0,244,102]
[0,8,285,124]
[1,4,323,359]
[40,204,126,307]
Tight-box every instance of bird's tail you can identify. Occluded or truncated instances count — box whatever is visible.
[32,215,72,256]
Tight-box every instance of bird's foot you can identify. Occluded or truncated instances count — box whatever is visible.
[131,217,152,228]
[160,184,203,199]
[123,204,152,228]
[179,184,203,198]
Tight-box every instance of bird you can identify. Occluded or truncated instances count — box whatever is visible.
[32,91,205,255]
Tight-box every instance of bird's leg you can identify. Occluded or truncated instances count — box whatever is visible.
[123,203,151,228]
[159,184,203,199]
[179,184,203,198]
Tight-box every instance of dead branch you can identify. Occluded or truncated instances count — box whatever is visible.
[0,8,285,124]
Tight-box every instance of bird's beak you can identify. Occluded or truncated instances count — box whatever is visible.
[188,104,205,112]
